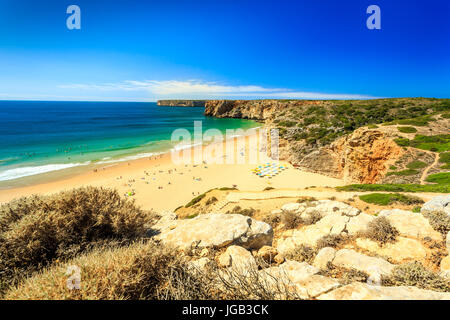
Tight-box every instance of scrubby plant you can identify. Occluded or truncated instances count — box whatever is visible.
[5,241,303,300]
[205,196,218,206]
[386,169,420,176]
[397,126,417,133]
[0,187,153,294]
[406,160,427,170]
[316,234,346,249]
[281,211,303,229]
[423,211,450,236]
[362,216,399,245]
[227,206,256,217]
[382,262,450,292]
[359,193,424,206]
[185,193,206,207]
[284,244,317,264]
[337,184,450,193]
[426,172,450,184]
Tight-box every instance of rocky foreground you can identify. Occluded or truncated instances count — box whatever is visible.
[153,195,450,300]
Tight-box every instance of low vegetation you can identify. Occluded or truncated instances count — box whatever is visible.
[425,172,450,184]
[394,134,450,153]
[359,193,424,206]
[406,160,428,170]
[274,98,449,148]
[360,217,399,245]
[337,184,450,193]
[397,126,417,133]
[382,262,450,292]
[5,241,302,300]
[439,152,450,168]
[0,187,154,294]
[423,211,450,236]
[386,169,419,176]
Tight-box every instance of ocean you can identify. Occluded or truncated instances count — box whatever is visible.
[0,101,258,187]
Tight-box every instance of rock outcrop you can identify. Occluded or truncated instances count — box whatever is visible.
[157,100,206,107]
[155,213,273,250]
[298,128,404,183]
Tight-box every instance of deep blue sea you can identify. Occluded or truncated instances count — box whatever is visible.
[0,101,258,185]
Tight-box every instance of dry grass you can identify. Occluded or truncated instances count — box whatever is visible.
[360,216,399,245]
[0,187,155,294]
[316,234,347,249]
[5,241,302,300]
[423,211,450,236]
[283,244,317,264]
[382,262,450,292]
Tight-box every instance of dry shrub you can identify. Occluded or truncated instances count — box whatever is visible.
[0,187,155,294]
[319,262,369,285]
[227,206,256,217]
[281,211,303,229]
[303,210,322,225]
[423,211,450,236]
[361,216,399,245]
[5,241,302,300]
[283,244,317,264]
[382,262,450,292]
[4,241,183,300]
[205,197,218,206]
[316,234,346,249]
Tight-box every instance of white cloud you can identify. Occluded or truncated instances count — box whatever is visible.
[59,79,377,100]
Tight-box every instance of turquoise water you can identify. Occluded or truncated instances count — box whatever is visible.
[0,101,258,185]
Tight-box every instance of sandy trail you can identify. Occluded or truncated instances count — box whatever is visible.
[420,151,439,185]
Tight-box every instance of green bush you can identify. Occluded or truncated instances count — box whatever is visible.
[426,172,450,184]
[406,160,427,169]
[359,193,423,206]
[386,169,419,176]
[397,126,417,133]
[337,184,450,193]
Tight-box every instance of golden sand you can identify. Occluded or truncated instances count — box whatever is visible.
[0,131,344,212]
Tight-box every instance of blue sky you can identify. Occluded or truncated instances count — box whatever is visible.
[0,0,449,101]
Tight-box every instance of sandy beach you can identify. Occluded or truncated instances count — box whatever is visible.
[0,130,344,212]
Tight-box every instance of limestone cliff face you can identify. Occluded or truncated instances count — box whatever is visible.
[205,100,406,184]
[157,100,206,107]
[298,128,405,184]
[204,100,294,120]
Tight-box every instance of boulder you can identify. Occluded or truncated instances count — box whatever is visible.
[277,214,349,254]
[304,200,360,217]
[318,282,450,300]
[421,195,450,215]
[281,203,304,213]
[188,257,211,271]
[218,245,257,269]
[332,249,395,276]
[378,209,442,241]
[257,246,278,263]
[355,237,427,263]
[447,231,450,252]
[346,213,375,236]
[313,247,336,270]
[261,261,339,299]
[156,213,273,250]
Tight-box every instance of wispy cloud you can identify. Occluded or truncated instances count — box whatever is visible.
[59,80,378,100]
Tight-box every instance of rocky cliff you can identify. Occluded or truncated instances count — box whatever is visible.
[204,99,433,183]
[157,100,206,107]
[298,128,405,184]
